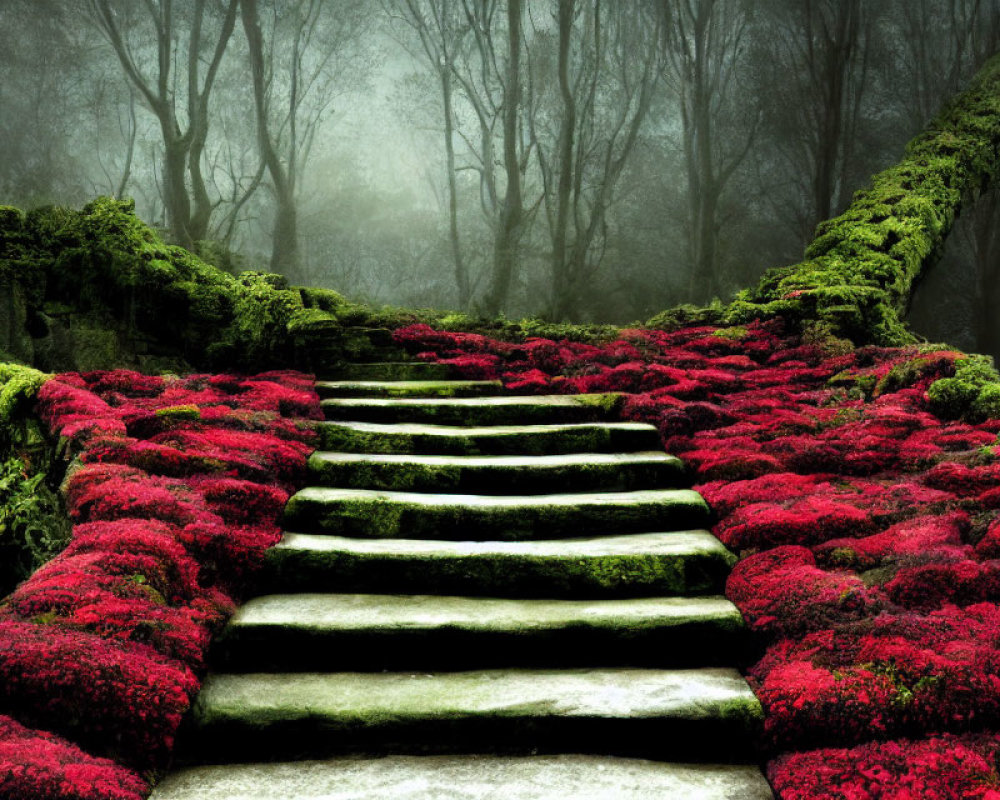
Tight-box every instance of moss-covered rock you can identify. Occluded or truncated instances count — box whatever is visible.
[647,302,726,332]
[926,353,1000,420]
[0,198,385,371]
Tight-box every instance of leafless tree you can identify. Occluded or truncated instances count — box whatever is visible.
[530,0,662,319]
[241,0,371,280]
[86,0,239,248]
[384,0,472,307]
[661,0,758,301]
[759,0,876,245]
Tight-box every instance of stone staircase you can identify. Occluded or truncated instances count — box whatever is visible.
[152,361,773,799]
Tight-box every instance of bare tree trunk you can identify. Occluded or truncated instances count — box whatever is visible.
[664,0,754,303]
[682,1,722,300]
[271,200,300,277]
[441,65,470,307]
[162,126,194,248]
[87,0,237,248]
[807,0,861,234]
[482,0,523,317]
[548,0,577,317]
[115,91,137,198]
[241,0,300,279]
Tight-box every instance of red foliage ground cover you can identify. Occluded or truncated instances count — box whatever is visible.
[396,320,1000,798]
[0,370,321,799]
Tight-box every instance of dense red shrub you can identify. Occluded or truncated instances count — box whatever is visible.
[396,319,1000,796]
[727,546,883,637]
[0,620,197,768]
[0,369,320,794]
[769,734,1000,800]
[815,514,969,571]
[0,715,148,800]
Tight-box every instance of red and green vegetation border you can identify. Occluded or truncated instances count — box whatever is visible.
[0,23,999,800]
[0,366,321,800]
[397,319,1000,798]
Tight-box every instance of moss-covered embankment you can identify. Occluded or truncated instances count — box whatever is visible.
[646,52,1000,420]
[729,52,1000,343]
[0,198,387,373]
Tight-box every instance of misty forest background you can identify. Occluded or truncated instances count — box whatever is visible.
[4,0,1000,357]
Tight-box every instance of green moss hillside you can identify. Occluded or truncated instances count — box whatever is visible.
[0,198,379,372]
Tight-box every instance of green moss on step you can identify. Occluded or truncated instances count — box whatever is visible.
[282,489,710,541]
[573,393,624,416]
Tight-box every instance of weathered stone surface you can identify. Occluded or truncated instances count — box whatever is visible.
[317,379,504,398]
[317,420,663,455]
[329,361,455,381]
[151,755,774,800]
[321,394,621,425]
[307,450,684,493]
[262,530,735,598]
[282,486,709,540]
[211,593,747,670]
[182,667,763,762]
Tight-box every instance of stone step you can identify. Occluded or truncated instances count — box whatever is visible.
[211,593,748,671]
[178,667,763,763]
[259,530,735,599]
[151,755,774,800]
[322,394,621,426]
[307,450,685,494]
[301,329,402,369]
[282,487,710,540]
[328,361,456,381]
[316,379,504,398]
[317,420,663,456]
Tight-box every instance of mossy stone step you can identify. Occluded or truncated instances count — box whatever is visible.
[317,379,504,398]
[322,394,621,426]
[211,593,748,671]
[282,487,710,540]
[329,361,456,382]
[307,450,684,494]
[179,667,763,763]
[260,530,736,598]
[151,754,774,800]
[302,329,402,366]
[317,420,663,456]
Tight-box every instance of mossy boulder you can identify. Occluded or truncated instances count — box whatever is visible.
[0,197,392,371]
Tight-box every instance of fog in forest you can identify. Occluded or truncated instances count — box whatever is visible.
[2,0,1000,354]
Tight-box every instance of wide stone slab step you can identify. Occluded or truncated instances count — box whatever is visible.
[317,420,663,456]
[329,361,456,382]
[260,530,736,598]
[178,667,763,763]
[282,487,710,540]
[211,593,748,671]
[307,450,684,494]
[151,754,774,800]
[322,394,620,426]
[317,379,504,398]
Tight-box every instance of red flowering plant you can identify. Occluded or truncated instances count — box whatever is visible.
[0,369,320,796]
[395,319,1000,797]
